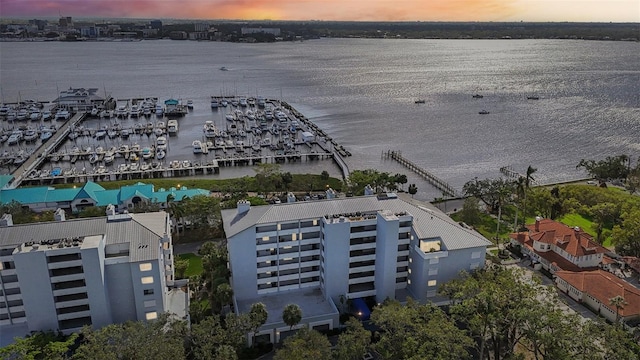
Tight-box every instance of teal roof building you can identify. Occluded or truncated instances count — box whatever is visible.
[0,181,209,213]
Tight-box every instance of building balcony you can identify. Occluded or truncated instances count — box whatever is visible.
[349,243,377,252]
[396,271,408,278]
[279,273,300,282]
[0,269,17,276]
[50,273,85,284]
[348,289,376,299]
[257,276,278,285]
[257,253,279,261]
[5,294,23,302]
[53,286,87,297]
[348,276,375,285]
[299,249,320,258]
[349,230,377,239]
[278,262,301,271]
[55,298,89,309]
[398,237,410,245]
[57,310,91,321]
[48,259,83,270]
[397,250,410,257]
[348,265,376,274]
[350,254,376,263]
[2,281,20,289]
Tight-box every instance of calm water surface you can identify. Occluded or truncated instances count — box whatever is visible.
[1,39,638,200]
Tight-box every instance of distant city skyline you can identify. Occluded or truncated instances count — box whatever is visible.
[1,0,639,23]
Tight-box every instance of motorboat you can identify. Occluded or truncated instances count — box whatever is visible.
[187,100,194,109]
[23,129,38,142]
[527,96,540,100]
[129,162,139,172]
[141,147,153,160]
[155,104,164,116]
[478,110,490,115]
[55,110,71,121]
[17,109,29,121]
[239,98,248,107]
[156,136,167,151]
[120,129,130,139]
[40,131,53,141]
[167,120,178,135]
[192,140,203,154]
[96,165,107,174]
[156,149,166,160]
[415,99,426,104]
[118,163,130,172]
[154,127,164,137]
[89,153,99,164]
[211,98,219,109]
[42,110,52,121]
[30,109,42,121]
[472,94,484,99]
[103,151,115,164]
[95,130,107,140]
[115,106,128,118]
[130,105,142,118]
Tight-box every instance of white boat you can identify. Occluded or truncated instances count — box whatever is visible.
[155,104,164,116]
[156,149,166,160]
[203,121,217,138]
[7,130,23,145]
[90,107,100,117]
[192,140,203,154]
[23,129,38,142]
[141,147,153,160]
[17,109,28,121]
[103,151,115,164]
[120,129,130,139]
[140,163,150,171]
[239,98,248,107]
[55,110,71,121]
[95,130,107,140]
[187,100,194,109]
[40,131,53,141]
[118,163,130,172]
[154,128,164,137]
[130,105,141,117]
[211,98,219,108]
[42,110,52,121]
[129,162,139,171]
[156,136,167,151]
[30,109,42,121]
[89,153,99,164]
[96,165,107,174]
[220,99,228,107]
[167,120,178,135]
[115,106,128,118]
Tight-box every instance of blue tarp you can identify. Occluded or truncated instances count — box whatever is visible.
[351,298,371,321]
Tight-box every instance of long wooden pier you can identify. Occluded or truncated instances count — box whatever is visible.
[383,150,457,197]
[499,165,538,186]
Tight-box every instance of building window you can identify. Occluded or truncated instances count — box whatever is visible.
[428,268,438,275]
[430,258,439,264]
[145,312,158,320]
[139,263,152,272]
[141,276,154,284]
[470,262,480,270]
[471,251,481,259]
[428,280,437,287]
[144,289,154,295]
[427,290,437,297]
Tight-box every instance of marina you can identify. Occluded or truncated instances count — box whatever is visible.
[0,94,348,188]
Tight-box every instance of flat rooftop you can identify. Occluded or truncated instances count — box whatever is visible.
[236,287,338,327]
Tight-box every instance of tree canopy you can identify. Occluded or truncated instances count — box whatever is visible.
[577,155,631,180]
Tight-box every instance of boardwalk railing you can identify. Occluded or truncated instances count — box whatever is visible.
[499,165,538,186]
[383,150,457,197]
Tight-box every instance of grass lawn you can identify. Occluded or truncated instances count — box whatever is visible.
[177,253,203,277]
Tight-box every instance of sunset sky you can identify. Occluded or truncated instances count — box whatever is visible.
[1,0,638,22]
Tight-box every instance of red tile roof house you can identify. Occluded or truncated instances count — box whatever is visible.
[555,270,640,324]
[509,217,608,274]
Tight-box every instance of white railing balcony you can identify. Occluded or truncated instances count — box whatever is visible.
[257,276,278,285]
[349,230,377,239]
[396,271,408,278]
[279,273,300,282]
[397,260,409,267]
[2,281,20,289]
[5,294,23,302]
[397,250,410,257]
[278,262,301,271]
[398,238,410,245]
[0,269,17,276]
[348,289,376,298]
[299,249,320,258]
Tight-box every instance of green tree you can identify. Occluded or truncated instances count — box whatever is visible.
[0,331,78,360]
[611,208,640,257]
[73,314,186,360]
[189,314,246,360]
[249,302,269,345]
[320,170,330,181]
[371,299,473,360]
[521,165,537,227]
[589,202,619,243]
[577,155,630,180]
[273,328,331,360]
[334,318,371,360]
[439,266,538,360]
[462,177,515,214]
[282,303,302,330]
[174,257,189,279]
[460,196,481,226]
[281,172,293,191]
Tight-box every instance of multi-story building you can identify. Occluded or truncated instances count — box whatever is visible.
[221,193,491,343]
[0,208,187,346]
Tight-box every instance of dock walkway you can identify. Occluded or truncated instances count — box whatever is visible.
[8,112,86,189]
[383,150,457,197]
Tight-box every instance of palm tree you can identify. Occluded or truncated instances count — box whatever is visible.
[494,181,513,244]
[609,295,628,326]
[513,176,526,231]
[522,166,537,228]
[282,303,302,330]
[249,302,268,346]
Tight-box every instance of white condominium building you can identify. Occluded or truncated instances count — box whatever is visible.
[0,208,187,346]
[221,193,491,343]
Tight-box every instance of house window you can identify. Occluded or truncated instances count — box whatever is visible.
[145,311,158,320]
[471,251,481,259]
[139,263,152,272]
[430,258,439,265]
[428,280,437,287]
[141,276,154,284]
[144,289,154,295]
[428,268,438,275]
